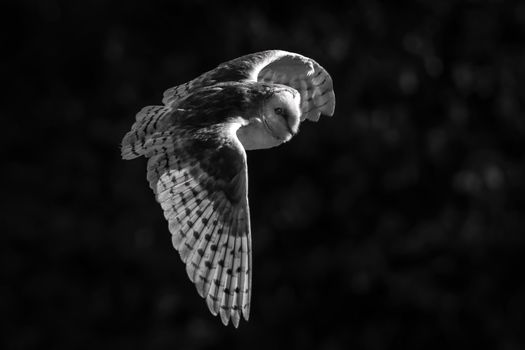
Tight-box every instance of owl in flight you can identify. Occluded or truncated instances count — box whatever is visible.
[121,50,335,327]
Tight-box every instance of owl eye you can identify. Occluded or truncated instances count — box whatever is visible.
[274,107,284,115]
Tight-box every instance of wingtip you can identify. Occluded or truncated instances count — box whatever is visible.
[231,312,240,328]
[195,282,206,298]
[327,91,336,116]
[219,308,230,326]
[206,297,219,316]
[321,91,336,117]
[242,304,250,321]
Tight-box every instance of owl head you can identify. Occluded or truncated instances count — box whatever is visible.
[237,84,301,150]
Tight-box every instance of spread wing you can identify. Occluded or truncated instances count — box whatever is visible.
[244,50,336,122]
[161,50,336,122]
[141,125,252,328]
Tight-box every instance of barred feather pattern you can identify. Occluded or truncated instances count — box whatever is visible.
[162,80,195,107]
[122,76,212,160]
[121,105,174,160]
[121,50,336,327]
[159,50,335,124]
[142,127,252,327]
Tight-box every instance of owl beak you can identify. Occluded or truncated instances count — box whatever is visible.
[286,122,297,136]
[287,116,300,136]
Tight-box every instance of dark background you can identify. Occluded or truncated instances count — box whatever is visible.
[3,0,525,349]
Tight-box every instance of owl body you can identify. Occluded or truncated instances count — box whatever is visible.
[121,50,335,327]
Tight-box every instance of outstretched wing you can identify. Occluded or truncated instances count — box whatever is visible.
[161,50,336,122]
[142,125,252,328]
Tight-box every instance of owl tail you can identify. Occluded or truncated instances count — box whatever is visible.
[121,105,174,159]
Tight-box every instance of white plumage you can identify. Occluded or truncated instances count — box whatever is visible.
[121,50,335,327]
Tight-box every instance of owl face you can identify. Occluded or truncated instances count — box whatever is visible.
[237,88,301,150]
[263,88,301,137]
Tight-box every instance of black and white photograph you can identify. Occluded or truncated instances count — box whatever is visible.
[4,1,525,349]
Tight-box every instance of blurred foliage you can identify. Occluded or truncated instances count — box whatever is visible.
[3,0,525,349]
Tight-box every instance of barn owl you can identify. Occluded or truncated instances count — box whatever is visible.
[121,50,335,327]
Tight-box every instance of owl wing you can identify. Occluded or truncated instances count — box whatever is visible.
[219,50,336,122]
[160,50,335,122]
[142,125,252,328]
